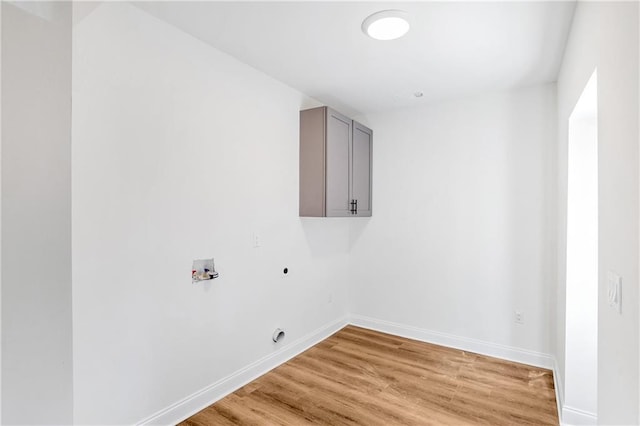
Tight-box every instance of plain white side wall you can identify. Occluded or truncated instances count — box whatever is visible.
[557,2,639,424]
[0,2,3,421]
[350,85,556,356]
[72,3,350,423]
[1,2,73,424]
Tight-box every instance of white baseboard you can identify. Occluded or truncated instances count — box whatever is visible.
[552,357,566,425]
[551,357,598,426]
[349,314,554,369]
[136,315,349,426]
[562,405,597,425]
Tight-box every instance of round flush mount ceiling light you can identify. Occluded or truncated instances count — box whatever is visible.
[362,10,411,41]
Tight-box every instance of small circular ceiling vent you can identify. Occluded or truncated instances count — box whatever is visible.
[362,10,411,41]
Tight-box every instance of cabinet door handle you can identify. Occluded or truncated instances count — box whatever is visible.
[350,199,356,214]
[354,199,358,215]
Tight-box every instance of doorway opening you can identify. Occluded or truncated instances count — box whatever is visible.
[565,69,598,424]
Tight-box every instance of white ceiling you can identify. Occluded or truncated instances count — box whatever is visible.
[134,1,576,116]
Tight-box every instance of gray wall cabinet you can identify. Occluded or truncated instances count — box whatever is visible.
[299,106,372,217]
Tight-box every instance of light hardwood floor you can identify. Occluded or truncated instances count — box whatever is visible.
[182,325,558,425]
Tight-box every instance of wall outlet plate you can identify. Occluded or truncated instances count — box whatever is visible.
[514,310,524,324]
[607,271,622,313]
[251,232,261,248]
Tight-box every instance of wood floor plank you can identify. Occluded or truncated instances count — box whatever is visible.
[180,326,559,425]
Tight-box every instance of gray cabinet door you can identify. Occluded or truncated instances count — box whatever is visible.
[352,121,372,217]
[299,107,326,217]
[325,108,352,217]
[299,106,371,217]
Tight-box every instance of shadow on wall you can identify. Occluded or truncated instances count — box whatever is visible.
[299,218,351,257]
[349,218,371,251]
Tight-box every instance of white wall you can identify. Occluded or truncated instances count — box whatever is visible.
[1,3,3,421]
[349,85,556,357]
[72,3,349,424]
[1,2,3,421]
[1,2,73,424]
[557,2,639,424]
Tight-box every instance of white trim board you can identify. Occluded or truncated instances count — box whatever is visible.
[553,357,566,425]
[349,314,555,370]
[136,315,349,426]
[561,406,597,426]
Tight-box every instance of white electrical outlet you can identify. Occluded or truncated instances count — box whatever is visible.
[607,271,622,313]
[514,310,524,324]
[251,232,261,248]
